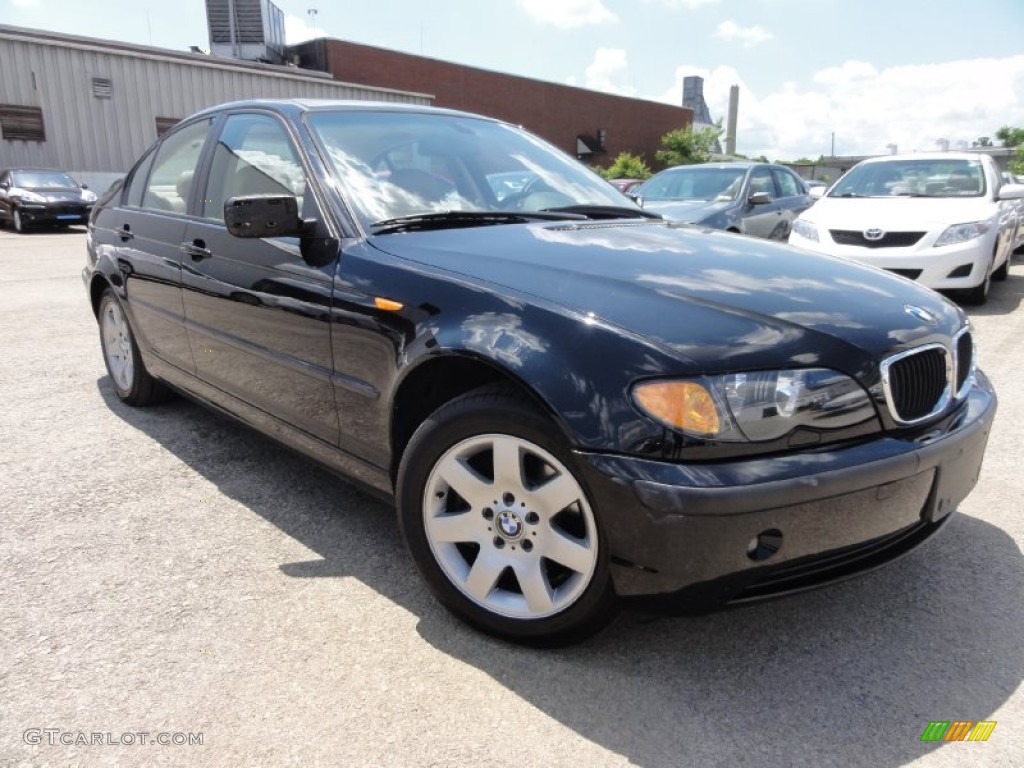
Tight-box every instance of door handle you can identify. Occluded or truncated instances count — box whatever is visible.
[180,239,212,261]
[118,224,134,241]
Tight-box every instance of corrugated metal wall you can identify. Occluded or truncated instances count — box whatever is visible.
[0,29,432,175]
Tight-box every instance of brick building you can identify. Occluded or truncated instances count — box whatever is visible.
[290,39,692,170]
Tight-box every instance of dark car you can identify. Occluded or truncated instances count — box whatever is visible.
[632,162,812,240]
[0,168,97,232]
[83,100,995,646]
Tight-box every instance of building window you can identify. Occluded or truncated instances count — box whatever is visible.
[155,117,182,137]
[92,77,113,99]
[0,105,46,141]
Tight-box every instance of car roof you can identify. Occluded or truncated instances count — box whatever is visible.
[187,98,499,124]
[858,152,986,164]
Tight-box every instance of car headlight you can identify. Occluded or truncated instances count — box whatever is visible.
[82,189,98,203]
[934,220,990,247]
[16,189,45,203]
[632,368,875,442]
[791,219,818,242]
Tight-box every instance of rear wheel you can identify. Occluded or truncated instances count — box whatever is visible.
[98,289,170,406]
[397,386,617,646]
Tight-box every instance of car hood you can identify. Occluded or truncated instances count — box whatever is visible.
[369,220,963,373]
[15,186,85,202]
[802,196,997,230]
[641,199,732,222]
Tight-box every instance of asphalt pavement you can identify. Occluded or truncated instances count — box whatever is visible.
[1,227,1022,767]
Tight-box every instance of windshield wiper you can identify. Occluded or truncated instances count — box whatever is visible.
[540,204,663,220]
[370,210,586,234]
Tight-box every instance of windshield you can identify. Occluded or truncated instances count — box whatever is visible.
[829,159,986,198]
[306,110,633,228]
[12,170,79,189]
[637,167,746,202]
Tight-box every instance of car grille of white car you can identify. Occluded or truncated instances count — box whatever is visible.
[831,230,926,248]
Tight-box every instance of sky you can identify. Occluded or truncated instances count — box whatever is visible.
[3,0,1024,161]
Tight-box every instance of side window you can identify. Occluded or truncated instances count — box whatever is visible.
[202,113,308,222]
[749,168,776,199]
[126,150,156,209]
[773,169,801,198]
[141,119,212,214]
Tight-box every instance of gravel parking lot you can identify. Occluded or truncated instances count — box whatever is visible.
[2,227,1022,767]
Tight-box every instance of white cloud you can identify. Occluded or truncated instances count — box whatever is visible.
[650,0,720,8]
[517,0,617,29]
[653,55,1024,161]
[10,0,41,6]
[583,47,635,96]
[284,14,319,45]
[713,20,774,47]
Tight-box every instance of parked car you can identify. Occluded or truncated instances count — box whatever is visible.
[630,162,813,240]
[789,153,1024,304]
[84,100,995,645]
[608,178,643,194]
[0,168,97,232]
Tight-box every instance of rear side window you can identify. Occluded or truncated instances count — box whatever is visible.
[125,150,156,209]
[141,119,212,214]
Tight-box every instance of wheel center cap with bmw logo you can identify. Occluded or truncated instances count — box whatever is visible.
[497,510,524,540]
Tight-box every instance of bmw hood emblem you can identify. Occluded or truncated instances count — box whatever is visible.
[904,304,938,326]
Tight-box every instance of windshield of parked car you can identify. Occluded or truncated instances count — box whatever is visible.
[306,110,634,228]
[828,159,986,198]
[635,167,747,202]
[11,170,79,189]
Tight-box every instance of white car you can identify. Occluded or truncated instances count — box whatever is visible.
[788,153,1024,304]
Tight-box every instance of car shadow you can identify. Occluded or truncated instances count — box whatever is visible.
[99,379,1023,768]
[0,225,87,236]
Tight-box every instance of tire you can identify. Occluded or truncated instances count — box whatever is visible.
[13,207,26,233]
[97,289,170,406]
[992,255,1008,282]
[396,385,617,646]
[960,255,993,306]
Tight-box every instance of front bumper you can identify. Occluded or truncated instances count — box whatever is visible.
[578,372,996,610]
[16,202,93,226]
[789,231,994,290]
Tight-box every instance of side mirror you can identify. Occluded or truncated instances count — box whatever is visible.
[748,191,772,205]
[81,183,89,190]
[627,193,644,207]
[998,183,1024,201]
[809,187,825,200]
[225,194,306,238]
[0,181,9,191]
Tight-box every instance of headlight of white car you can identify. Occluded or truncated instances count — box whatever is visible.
[934,220,991,247]
[15,189,46,203]
[791,219,819,242]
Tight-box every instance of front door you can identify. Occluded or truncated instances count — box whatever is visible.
[180,111,340,445]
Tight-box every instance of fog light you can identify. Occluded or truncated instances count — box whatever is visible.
[947,263,973,279]
[746,529,783,561]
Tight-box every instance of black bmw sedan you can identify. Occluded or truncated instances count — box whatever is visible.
[83,100,995,645]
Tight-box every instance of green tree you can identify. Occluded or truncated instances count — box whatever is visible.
[595,152,653,180]
[973,136,993,147]
[1010,147,1024,176]
[655,124,723,167]
[995,125,1024,148]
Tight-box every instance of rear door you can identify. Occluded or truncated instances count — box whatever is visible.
[180,111,340,445]
[770,167,812,239]
[94,119,214,374]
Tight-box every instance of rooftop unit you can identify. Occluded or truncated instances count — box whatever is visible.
[206,0,286,64]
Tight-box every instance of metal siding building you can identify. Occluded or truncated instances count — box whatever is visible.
[0,25,431,187]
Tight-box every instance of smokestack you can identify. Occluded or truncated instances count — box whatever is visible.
[725,84,739,156]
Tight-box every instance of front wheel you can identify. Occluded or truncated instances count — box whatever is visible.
[13,208,26,233]
[397,386,616,646]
